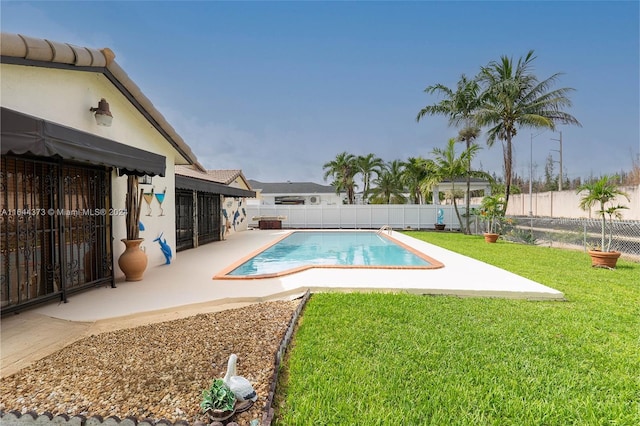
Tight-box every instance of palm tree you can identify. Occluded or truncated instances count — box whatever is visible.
[323,152,358,204]
[416,74,481,126]
[370,160,406,204]
[421,138,486,231]
[417,74,483,233]
[402,156,430,204]
[577,175,630,252]
[457,126,481,233]
[357,153,385,203]
[479,194,506,235]
[476,50,581,210]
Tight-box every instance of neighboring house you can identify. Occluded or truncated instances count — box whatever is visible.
[248,180,344,205]
[432,178,491,205]
[247,178,490,206]
[0,33,246,313]
[174,166,254,250]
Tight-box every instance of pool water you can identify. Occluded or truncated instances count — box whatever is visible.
[226,231,434,277]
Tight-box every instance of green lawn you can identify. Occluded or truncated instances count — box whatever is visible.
[274,232,639,425]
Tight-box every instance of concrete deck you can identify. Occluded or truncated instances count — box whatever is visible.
[1,230,564,377]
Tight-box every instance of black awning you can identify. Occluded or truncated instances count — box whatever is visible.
[1,107,166,176]
[175,175,256,198]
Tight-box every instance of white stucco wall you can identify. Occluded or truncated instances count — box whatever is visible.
[473,185,639,220]
[504,186,639,220]
[1,64,184,278]
[222,197,249,237]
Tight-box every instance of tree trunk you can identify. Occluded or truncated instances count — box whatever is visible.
[452,183,464,231]
[503,135,513,211]
[600,201,606,250]
[465,139,471,235]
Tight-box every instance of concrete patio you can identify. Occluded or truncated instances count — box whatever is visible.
[1,229,564,377]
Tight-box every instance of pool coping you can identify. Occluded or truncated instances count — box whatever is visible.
[3,229,566,376]
[213,230,445,279]
[20,229,566,324]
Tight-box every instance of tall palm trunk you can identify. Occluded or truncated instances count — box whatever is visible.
[459,125,479,234]
[503,134,513,208]
[451,183,464,230]
[465,142,471,234]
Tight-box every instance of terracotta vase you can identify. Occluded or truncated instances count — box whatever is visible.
[118,239,147,281]
[587,250,621,269]
[483,233,499,243]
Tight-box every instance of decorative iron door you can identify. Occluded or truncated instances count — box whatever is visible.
[1,156,112,314]
[197,192,221,245]
[175,189,194,251]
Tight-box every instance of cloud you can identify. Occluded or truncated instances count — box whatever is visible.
[160,107,325,182]
[1,3,122,62]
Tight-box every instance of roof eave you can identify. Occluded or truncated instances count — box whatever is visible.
[0,32,205,172]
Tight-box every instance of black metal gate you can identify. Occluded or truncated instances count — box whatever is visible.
[1,156,112,314]
[197,192,221,245]
[175,189,194,251]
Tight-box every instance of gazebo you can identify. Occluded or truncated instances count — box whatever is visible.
[432,178,491,205]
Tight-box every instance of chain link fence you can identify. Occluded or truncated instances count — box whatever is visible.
[471,215,640,261]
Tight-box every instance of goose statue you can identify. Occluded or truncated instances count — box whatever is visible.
[224,354,258,402]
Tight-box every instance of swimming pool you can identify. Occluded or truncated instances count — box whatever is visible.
[215,231,444,279]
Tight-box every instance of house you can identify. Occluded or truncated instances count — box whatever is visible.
[174,166,254,250]
[0,33,253,313]
[248,179,343,205]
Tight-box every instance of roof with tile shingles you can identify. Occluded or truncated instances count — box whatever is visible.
[206,169,250,187]
[247,179,336,194]
[0,32,204,171]
[175,165,252,189]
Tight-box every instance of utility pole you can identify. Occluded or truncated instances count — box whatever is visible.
[530,130,546,217]
[530,133,534,216]
[551,131,563,191]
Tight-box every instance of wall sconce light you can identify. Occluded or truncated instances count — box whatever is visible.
[90,98,113,127]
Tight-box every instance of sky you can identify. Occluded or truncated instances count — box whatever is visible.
[2,1,639,186]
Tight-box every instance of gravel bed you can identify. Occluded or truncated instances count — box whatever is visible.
[0,300,302,425]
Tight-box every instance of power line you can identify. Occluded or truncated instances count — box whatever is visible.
[550,131,563,191]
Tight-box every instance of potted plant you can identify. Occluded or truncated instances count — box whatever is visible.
[200,378,237,422]
[117,175,148,280]
[479,194,505,243]
[577,175,630,268]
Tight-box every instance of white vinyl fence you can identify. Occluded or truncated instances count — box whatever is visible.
[247,204,463,230]
[247,204,640,259]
